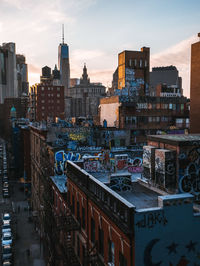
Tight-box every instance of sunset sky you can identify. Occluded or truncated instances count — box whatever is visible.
[1,0,200,97]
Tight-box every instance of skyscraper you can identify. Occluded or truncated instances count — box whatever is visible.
[58,25,70,97]
[0,42,18,103]
[190,33,200,133]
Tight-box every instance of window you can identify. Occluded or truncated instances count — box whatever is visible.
[134,59,137,66]
[48,94,50,97]
[140,59,142,68]
[108,240,115,264]
[77,201,80,223]
[57,93,60,98]
[129,59,132,67]
[77,235,80,257]
[72,195,75,214]
[48,87,50,90]
[82,206,85,229]
[119,252,127,266]
[145,60,147,67]
[91,218,95,243]
[98,227,104,256]
[42,112,45,117]
[41,87,44,91]
[57,87,60,91]
[41,106,45,110]
[41,100,45,103]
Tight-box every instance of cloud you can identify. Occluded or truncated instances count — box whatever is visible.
[28,64,41,74]
[72,49,105,61]
[151,35,199,98]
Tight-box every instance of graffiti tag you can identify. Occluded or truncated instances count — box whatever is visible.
[136,212,168,229]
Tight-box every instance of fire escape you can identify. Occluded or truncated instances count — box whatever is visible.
[40,144,80,266]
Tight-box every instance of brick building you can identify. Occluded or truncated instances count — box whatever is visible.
[118,47,150,96]
[143,134,200,202]
[190,33,200,133]
[29,121,200,265]
[99,95,189,145]
[65,161,200,265]
[29,66,65,122]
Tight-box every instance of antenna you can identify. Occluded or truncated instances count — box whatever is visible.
[62,24,64,44]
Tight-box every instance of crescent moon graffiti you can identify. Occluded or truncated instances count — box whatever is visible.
[144,238,162,266]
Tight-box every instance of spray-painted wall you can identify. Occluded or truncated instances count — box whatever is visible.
[134,194,200,265]
[178,144,200,201]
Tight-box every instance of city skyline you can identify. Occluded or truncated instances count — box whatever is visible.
[1,0,200,97]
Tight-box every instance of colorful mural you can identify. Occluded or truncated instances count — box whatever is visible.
[115,154,143,173]
[54,150,81,175]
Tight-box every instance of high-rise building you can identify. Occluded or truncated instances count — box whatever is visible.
[16,54,29,96]
[118,47,150,96]
[190,33,200,133]
[58,27,70,97]
[0,43,28,103]
[0,42,18,103]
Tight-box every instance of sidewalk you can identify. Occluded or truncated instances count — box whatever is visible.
[12,184,45,266]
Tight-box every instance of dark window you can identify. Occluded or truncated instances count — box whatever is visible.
[77,235,80,257]
[119,251,127,266]
[77,201,80,223]
[91,218,95,243]
[82,206,85,229]
[108,240,115,264]
[98,227,104,256]
[72,195,75,214]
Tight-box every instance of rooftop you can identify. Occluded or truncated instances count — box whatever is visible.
[148,134,200,144]
[117,181,161,209]
[50,175,67,193]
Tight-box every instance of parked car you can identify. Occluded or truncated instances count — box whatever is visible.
[3,176,8,182]
[1,232,12,246]
[3,182,9,187]
[3,260,12,266]
[3,189,10,198]
[2,222,11,234]
[2,244,12,262]
[3,213,11,223]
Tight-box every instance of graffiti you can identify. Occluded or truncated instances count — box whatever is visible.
[55,151,81,175]
[128,166,143,173]
[143,148,151,168]
[179,147,200,200]
[116,159,127,170]
[136,211,168,229]
[143,239,200,266]
[155,150,176,188]
[55,150,67,175]
[144,239,162,266]
[110,175,132,192]
[179,164,200,195]
[84,161,98,172]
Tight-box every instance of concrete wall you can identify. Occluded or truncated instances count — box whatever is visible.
[100,102,120,127]
[134,194,200,265]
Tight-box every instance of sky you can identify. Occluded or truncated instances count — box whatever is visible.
[0,0,200,98]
